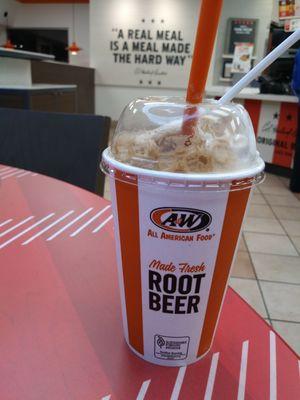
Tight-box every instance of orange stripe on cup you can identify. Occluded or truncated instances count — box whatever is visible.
[115,170,144,355]
[197,186,251,357]
[244,99,261,138]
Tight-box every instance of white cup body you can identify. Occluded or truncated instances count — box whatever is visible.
[103,149,264,366]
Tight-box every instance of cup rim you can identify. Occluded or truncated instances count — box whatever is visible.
[102,147,265,184]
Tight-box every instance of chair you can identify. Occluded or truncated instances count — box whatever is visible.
[0,108,110,195]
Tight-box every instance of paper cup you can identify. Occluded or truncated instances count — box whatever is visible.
[102,148,264,366]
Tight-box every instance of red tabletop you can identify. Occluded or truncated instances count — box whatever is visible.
[0,165,299,400]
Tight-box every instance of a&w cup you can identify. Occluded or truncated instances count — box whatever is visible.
[101,97,264,366]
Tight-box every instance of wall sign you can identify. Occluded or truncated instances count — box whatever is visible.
[90,0,198,89]
[227,19,257,54]
[110,28,191,66]
[231,43,253,74]
[244,100,297,169]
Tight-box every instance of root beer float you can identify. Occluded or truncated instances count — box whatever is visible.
[102,97,264,366]
[101,0,265,366]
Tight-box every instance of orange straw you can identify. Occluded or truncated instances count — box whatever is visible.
[186,0,223,104]
[182,0,223,143]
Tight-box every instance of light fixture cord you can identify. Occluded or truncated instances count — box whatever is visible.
[5,12,9,39]
[72,2,75,42]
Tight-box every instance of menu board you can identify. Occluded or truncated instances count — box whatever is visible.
[231,43,254,73]
[227,19,257,54]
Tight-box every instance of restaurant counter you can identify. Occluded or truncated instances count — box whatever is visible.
[0,49,94,114]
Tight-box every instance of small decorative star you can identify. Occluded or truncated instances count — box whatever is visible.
[141,18,145,23]
[157,81,161,85]
[139,80,143,84]
[151,19,155,23]
[148,80,152,84]
[286,114,293,121]
[273,112,279,119]
[161,19,164,23]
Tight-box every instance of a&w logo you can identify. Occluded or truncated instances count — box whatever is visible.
[150,207,212,233]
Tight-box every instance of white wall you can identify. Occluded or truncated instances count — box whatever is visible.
[1,2,89,67]
[95,85,186,120]
[90,0,200,88]
[0,0,18,25]
[91,0,276,119]
[0,0,18,44]
[91,0,204,119]
[271,0,280,22]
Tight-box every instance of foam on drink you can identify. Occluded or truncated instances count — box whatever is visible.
[111,98,259,174]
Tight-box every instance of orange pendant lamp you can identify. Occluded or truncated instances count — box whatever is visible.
[66,3,82,55]
[2,39,15,49]
[67,41,81,55]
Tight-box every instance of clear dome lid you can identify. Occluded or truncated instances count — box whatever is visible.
[110,97,263,175]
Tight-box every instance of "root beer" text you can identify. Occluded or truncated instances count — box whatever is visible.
[148,270,206,314]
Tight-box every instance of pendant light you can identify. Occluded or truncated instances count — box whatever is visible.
[3,39,15,49]
[66,3,82,55]
[1,12,15,49]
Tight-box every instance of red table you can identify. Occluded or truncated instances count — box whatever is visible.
[0,165,299,400]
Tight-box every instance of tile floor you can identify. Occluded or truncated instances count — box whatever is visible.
[103,173,300,355]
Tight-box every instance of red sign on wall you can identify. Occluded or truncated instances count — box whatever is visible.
[244,99,298,169]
